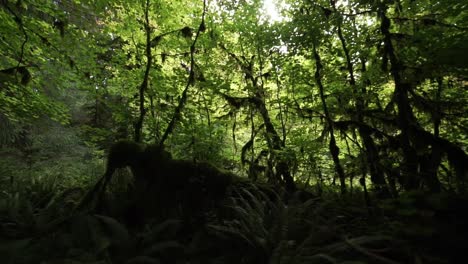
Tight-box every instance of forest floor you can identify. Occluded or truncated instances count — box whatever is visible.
[1,183,467,264]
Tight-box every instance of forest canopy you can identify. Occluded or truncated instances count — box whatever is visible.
[0,0,467,263]
[2,0,466,193]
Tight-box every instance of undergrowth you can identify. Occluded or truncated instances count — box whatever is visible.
[0,178,467,264]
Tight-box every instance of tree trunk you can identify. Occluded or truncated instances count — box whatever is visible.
[134,0,152,143]
[379,5,419,190]
[313,45,346,195]
[332,1,389,197]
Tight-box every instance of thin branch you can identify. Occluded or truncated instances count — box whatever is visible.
[159,0,207,147]
[3,2,29,69]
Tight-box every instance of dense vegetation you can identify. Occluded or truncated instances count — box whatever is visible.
[1,0,467,263]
